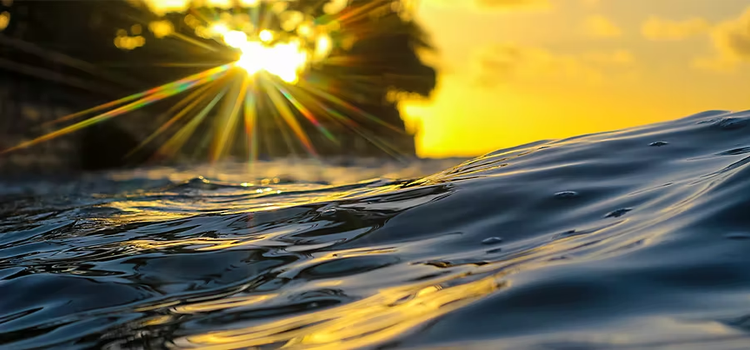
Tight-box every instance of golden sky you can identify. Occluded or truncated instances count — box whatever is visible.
[401,0,750,158]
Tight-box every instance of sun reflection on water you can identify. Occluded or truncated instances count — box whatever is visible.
[171,275,505,349]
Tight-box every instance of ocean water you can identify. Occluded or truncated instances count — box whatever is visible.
[3,110,750,349]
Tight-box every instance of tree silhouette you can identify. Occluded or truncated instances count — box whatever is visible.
[0,0,437,170]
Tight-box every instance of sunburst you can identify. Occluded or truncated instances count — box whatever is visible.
[1,0,430,164]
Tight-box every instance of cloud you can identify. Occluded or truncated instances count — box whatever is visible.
[583,14,622,38]
[693,7,750,72]
[641,16,710,41]
[473,43,635,86]
[711,8,750,61]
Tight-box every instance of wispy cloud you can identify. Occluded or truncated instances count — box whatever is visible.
[693,7,750,72]
[473,43,635,87]
[582,15,622,38]
[641,17,710,41]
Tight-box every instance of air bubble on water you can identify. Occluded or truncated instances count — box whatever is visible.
[605,208,632,218]
[319,204,338,217]
[482,237,503,245]
[555,191,579,199]
[561,229,577,237]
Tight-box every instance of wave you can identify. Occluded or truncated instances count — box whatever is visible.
[2,110,750,349]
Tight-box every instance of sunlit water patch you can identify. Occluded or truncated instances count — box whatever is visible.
[4,110,750,349]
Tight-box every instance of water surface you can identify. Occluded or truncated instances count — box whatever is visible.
[3,110,750,349]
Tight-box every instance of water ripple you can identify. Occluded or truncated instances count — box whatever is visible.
[3,111,750,348]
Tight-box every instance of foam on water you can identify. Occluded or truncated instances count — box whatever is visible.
[3,110,750,349]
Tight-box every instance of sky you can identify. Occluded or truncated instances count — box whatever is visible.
[400,0,750,158]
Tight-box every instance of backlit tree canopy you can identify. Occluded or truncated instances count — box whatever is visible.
[0,0,437,168]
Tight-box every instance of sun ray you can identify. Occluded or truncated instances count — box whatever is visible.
[157,87,229,159]
[0,34,142,88]
[41,63,232,128]
[243,78,259,167]
[1,64,231,154]
[126,80,221,159]
[316,101,406,160]
[332,0,386,25]
[0,57,119,95]
[211,71,251,161]
[284,83,406,159]
[267,95,298,158]
[299,81,406,134]
[173,31,223,52]
[263,75,316,156]
[3,0,427,164]
[268,79,336,143]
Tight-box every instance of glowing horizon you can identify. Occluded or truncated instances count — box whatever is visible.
[400,0,750,158]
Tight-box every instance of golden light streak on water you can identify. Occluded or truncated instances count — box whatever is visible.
[171,275,505,349]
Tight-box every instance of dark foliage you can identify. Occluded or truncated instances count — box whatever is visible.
[0,0,437,171]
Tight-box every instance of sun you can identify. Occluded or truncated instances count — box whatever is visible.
[211,24,308,84]
[1,0,425,163]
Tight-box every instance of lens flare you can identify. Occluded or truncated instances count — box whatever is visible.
[212,23,307,84]
[2,0,417,164]
[259,29,273,42]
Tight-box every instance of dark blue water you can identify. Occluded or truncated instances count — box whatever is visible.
[3,110,750,349]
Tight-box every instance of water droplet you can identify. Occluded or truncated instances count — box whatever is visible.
[605,208,632,218]
[724,232,750,240]
[554,191,579,199]
[482,237,503,245]
[649,141,668,147]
